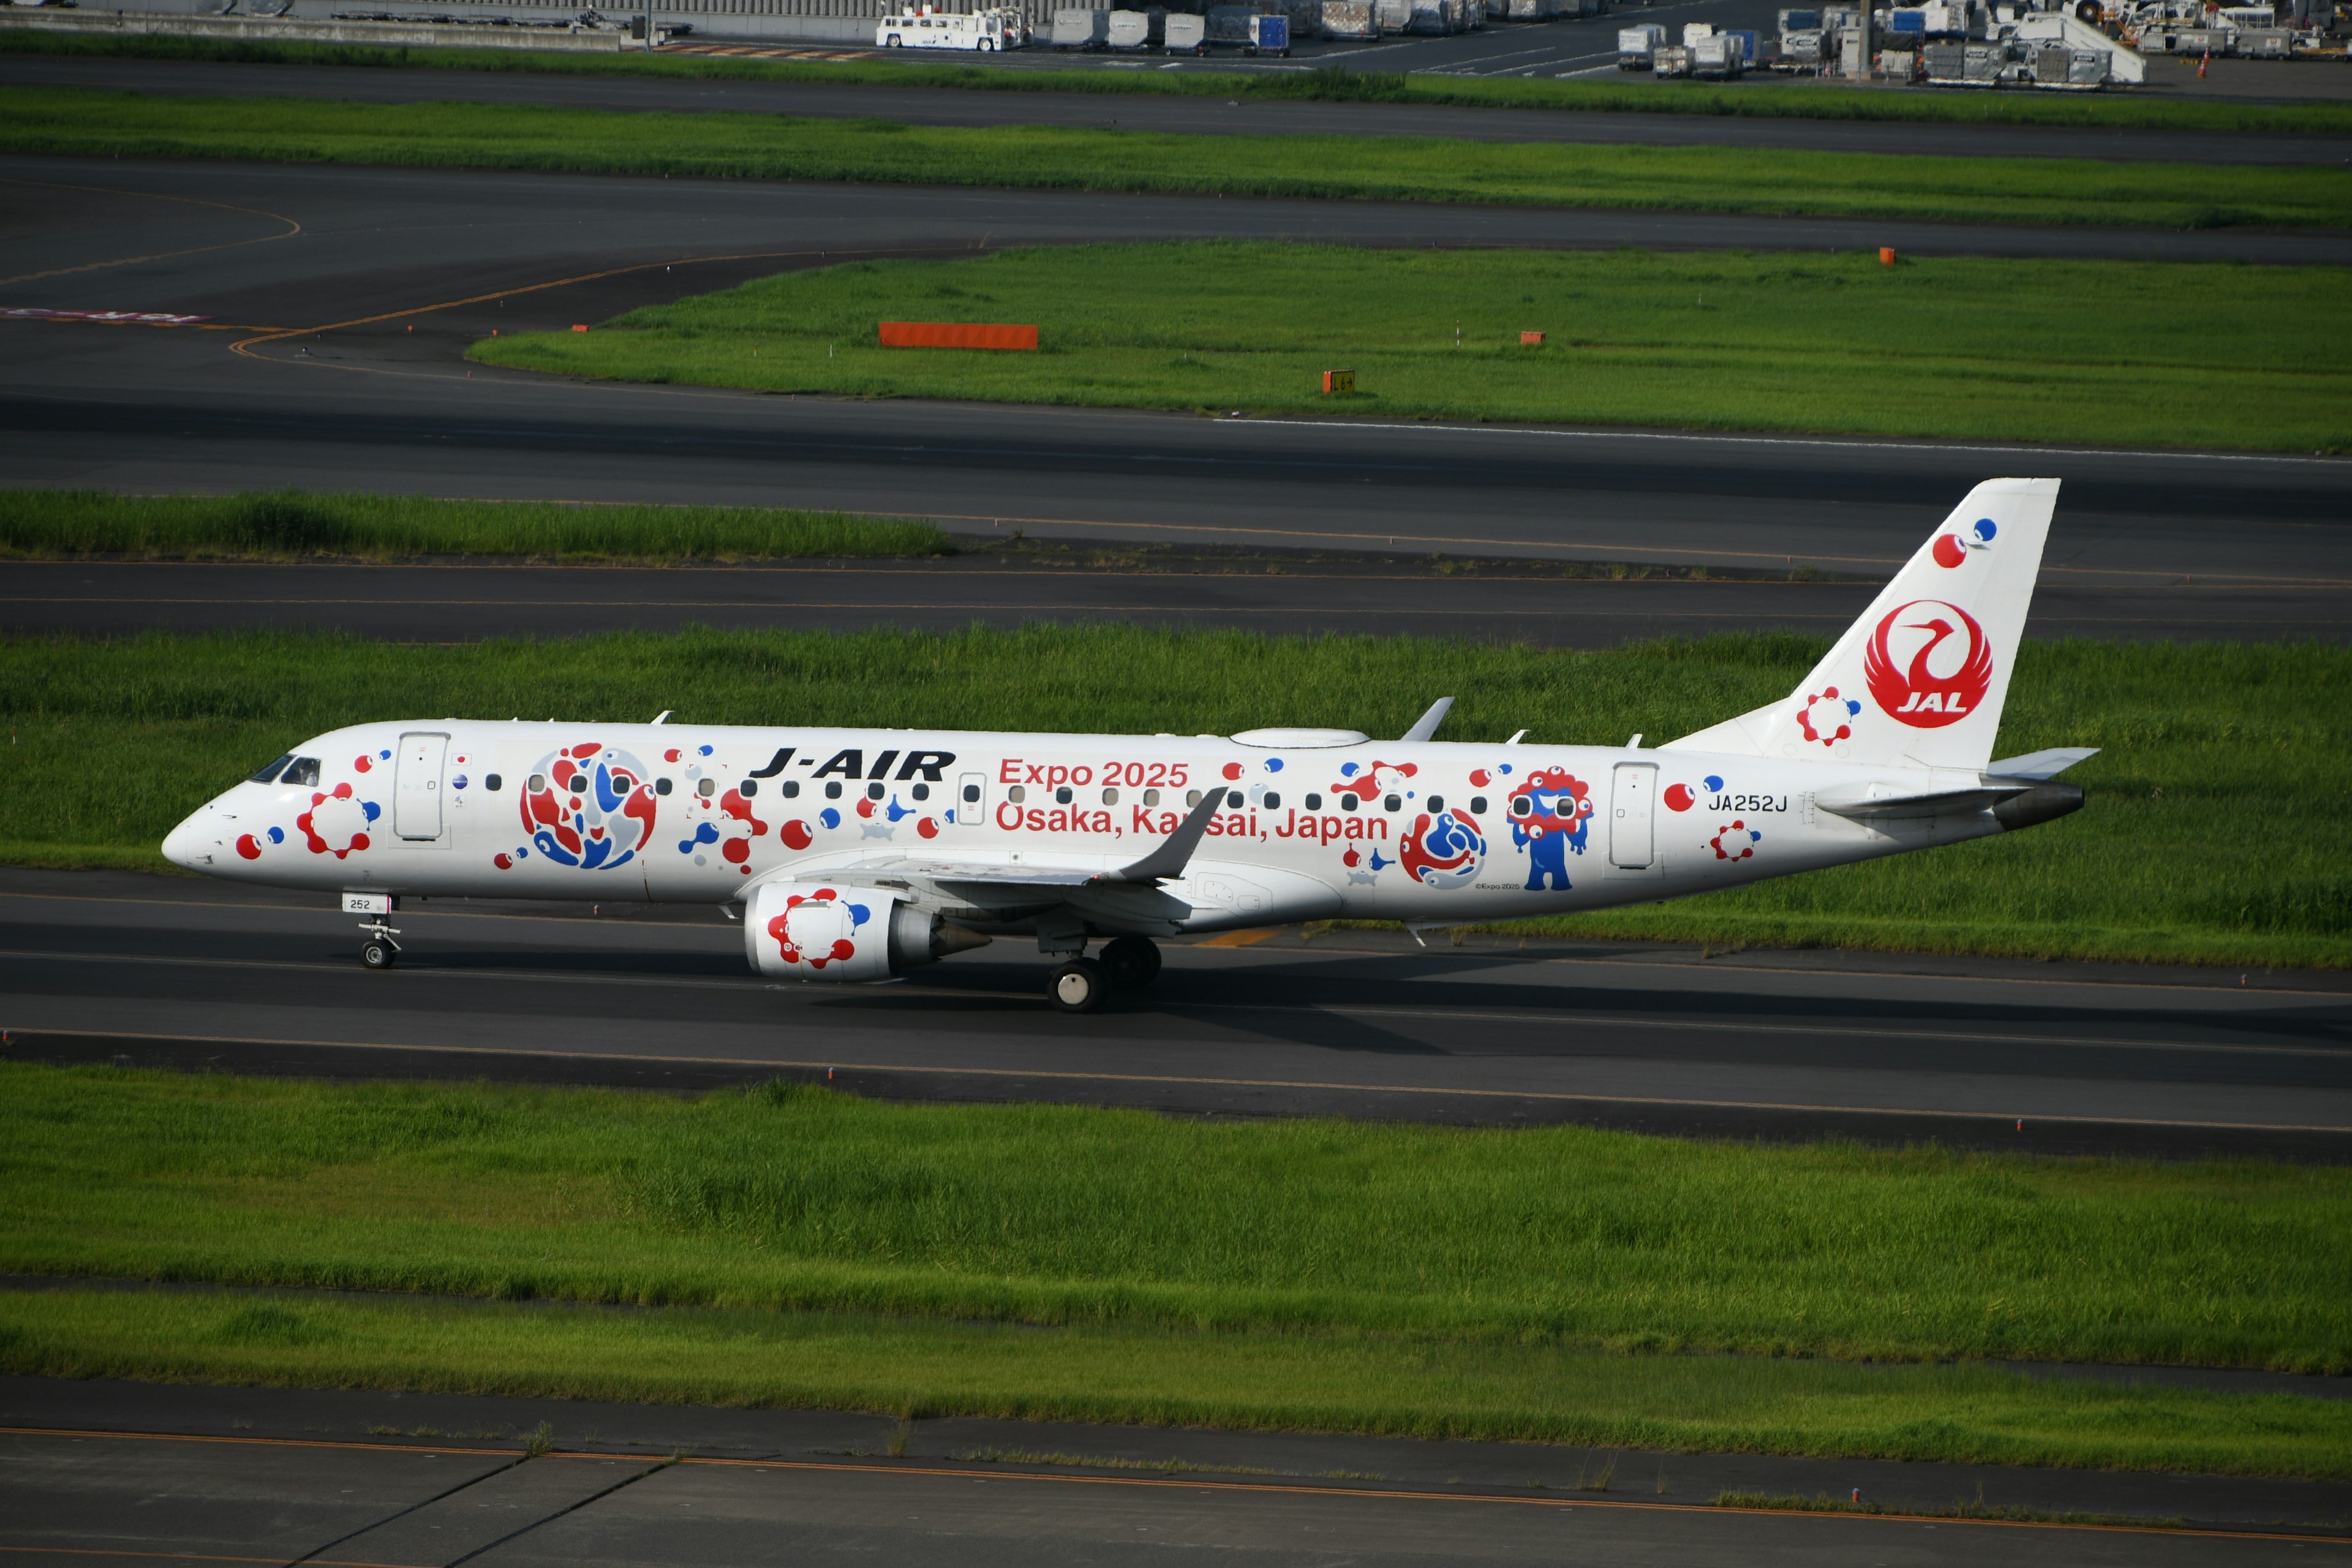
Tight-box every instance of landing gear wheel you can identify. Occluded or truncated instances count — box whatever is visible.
[360,939,397,970]
[1047,957,1107,1014]
[1099,935,1162,990]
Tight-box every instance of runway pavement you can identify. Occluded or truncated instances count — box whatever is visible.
[9,867,2351,1161]
[9,552,2338,643]
[12,53,2347,164]
[5,1373,2352,1565]
[4,156,2348,646]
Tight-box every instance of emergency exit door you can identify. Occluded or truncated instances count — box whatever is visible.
[1610,762,1657,870]
[395,732,448,841]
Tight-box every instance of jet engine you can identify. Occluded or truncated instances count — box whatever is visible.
[744,881,987,982]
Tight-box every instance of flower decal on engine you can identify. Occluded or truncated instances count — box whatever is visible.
[1710,820,1760,861]
[1796,687,1861,748]
[518,741,657,871]
[764,887,874,970]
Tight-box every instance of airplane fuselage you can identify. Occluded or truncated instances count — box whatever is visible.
[166,718,2010,932]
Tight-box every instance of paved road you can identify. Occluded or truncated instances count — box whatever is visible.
[9,868,2351,1161]
[4,1374,2351,1564]
[9,554,2337,643]
[13,54,2346,164]
[4,157,2346,643]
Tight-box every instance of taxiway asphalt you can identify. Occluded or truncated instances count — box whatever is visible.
[12,54,2348,164]
[4,1373,2351,1566]
[5,156,2349,644]
[8,867,2350,1161]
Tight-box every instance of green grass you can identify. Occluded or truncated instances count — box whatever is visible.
[1,1066,2350,1477]
[9,1284,2351,1480]
[1,628,2345,967]
[473,243,2352,453]
[9,86,2348,230]
[11,31,2352,135]
[0,489,949,562]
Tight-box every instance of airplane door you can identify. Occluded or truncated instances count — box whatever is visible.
[953,771,987,830]
[1609,762,1656,870]
[395,731,449,842]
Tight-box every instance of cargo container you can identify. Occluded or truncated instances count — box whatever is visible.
[1726,28,1762,59]
[1881,43,1918,72]
[1105,7,1163,45]
[1618,20,1664,60]
[1050,6,1110,44]
[1681,18,1714,40]
[1776,6,1819,27]
[1163,10,1206,47]
[1781,25,1825,60]
[1322,0,1379,32]
[1692,29,1744,71]
[1922,36,1966,70]
[2235,24,2292,50]
[1510,0,1558,18]
[1374,0,1412,28]
[1652,40,1692,71]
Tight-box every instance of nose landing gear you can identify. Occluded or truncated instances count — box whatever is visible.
[358,918,401,969]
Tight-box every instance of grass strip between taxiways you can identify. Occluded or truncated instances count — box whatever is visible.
[0,491,951,564]
[0,1066,2348,1477]
[7,31,2351,137]
[5,85,2348,230]
[0,627,2345,968]
[473,242,2352,454]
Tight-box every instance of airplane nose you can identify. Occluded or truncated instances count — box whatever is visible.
[162,811,222,871]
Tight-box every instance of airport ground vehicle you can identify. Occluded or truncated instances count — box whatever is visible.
[878,6,1022,48]
[165,481,2090,1014]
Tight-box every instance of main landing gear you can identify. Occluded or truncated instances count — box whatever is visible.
[1046,935,1161,1014]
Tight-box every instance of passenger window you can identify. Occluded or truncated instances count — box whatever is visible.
[783,780,801,798]
[1512,795,1534,817]
[485,774,503,792]
[825,781,843,800]
[568,776,587,794]
[249,753,294,783]
[740,780,758,797]
[698,778,716,799]
[654,777,671,796]
[1384,794,1401,813]
[1008,785,1026,804]
[1227,790,1243,809]
[1428,795,1444,813]
[1055,785,1072,805]
[1101,787,1117,805]
[913,782,930,802]
[1185,790,1202,807]
[1142,788,1159,806]
[1471,796,1488,814]
[283,757,320,786]
[1305,793,1321,810]
[1263,791,1280,809]
[867,782,885,801]
[1340,794,1357,812]
[530,774,547,793]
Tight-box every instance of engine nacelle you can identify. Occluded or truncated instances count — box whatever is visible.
[743,881,985,982]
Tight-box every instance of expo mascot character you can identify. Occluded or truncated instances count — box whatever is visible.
[1507,767,1594,891]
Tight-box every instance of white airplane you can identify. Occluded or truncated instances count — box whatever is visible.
[164,478,2092,1014]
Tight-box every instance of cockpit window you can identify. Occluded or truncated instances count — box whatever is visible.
[249,753,295,783]
[282,757,321,786]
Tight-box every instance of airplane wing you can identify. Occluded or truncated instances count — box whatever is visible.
[793,789,1233,902]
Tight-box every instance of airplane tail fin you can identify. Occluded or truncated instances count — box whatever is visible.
[1663,478,2058,772]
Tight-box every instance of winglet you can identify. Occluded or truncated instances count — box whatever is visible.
[1400,697,1454,744]
[1101,787,1231,885]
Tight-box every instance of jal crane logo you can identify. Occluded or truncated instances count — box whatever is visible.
[1863,600,1992,729]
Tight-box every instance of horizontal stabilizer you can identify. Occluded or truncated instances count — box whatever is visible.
[1815,783,2033,821]
[1987,747,2099,780]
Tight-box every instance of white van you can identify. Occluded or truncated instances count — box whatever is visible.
[877,7,1023,48]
